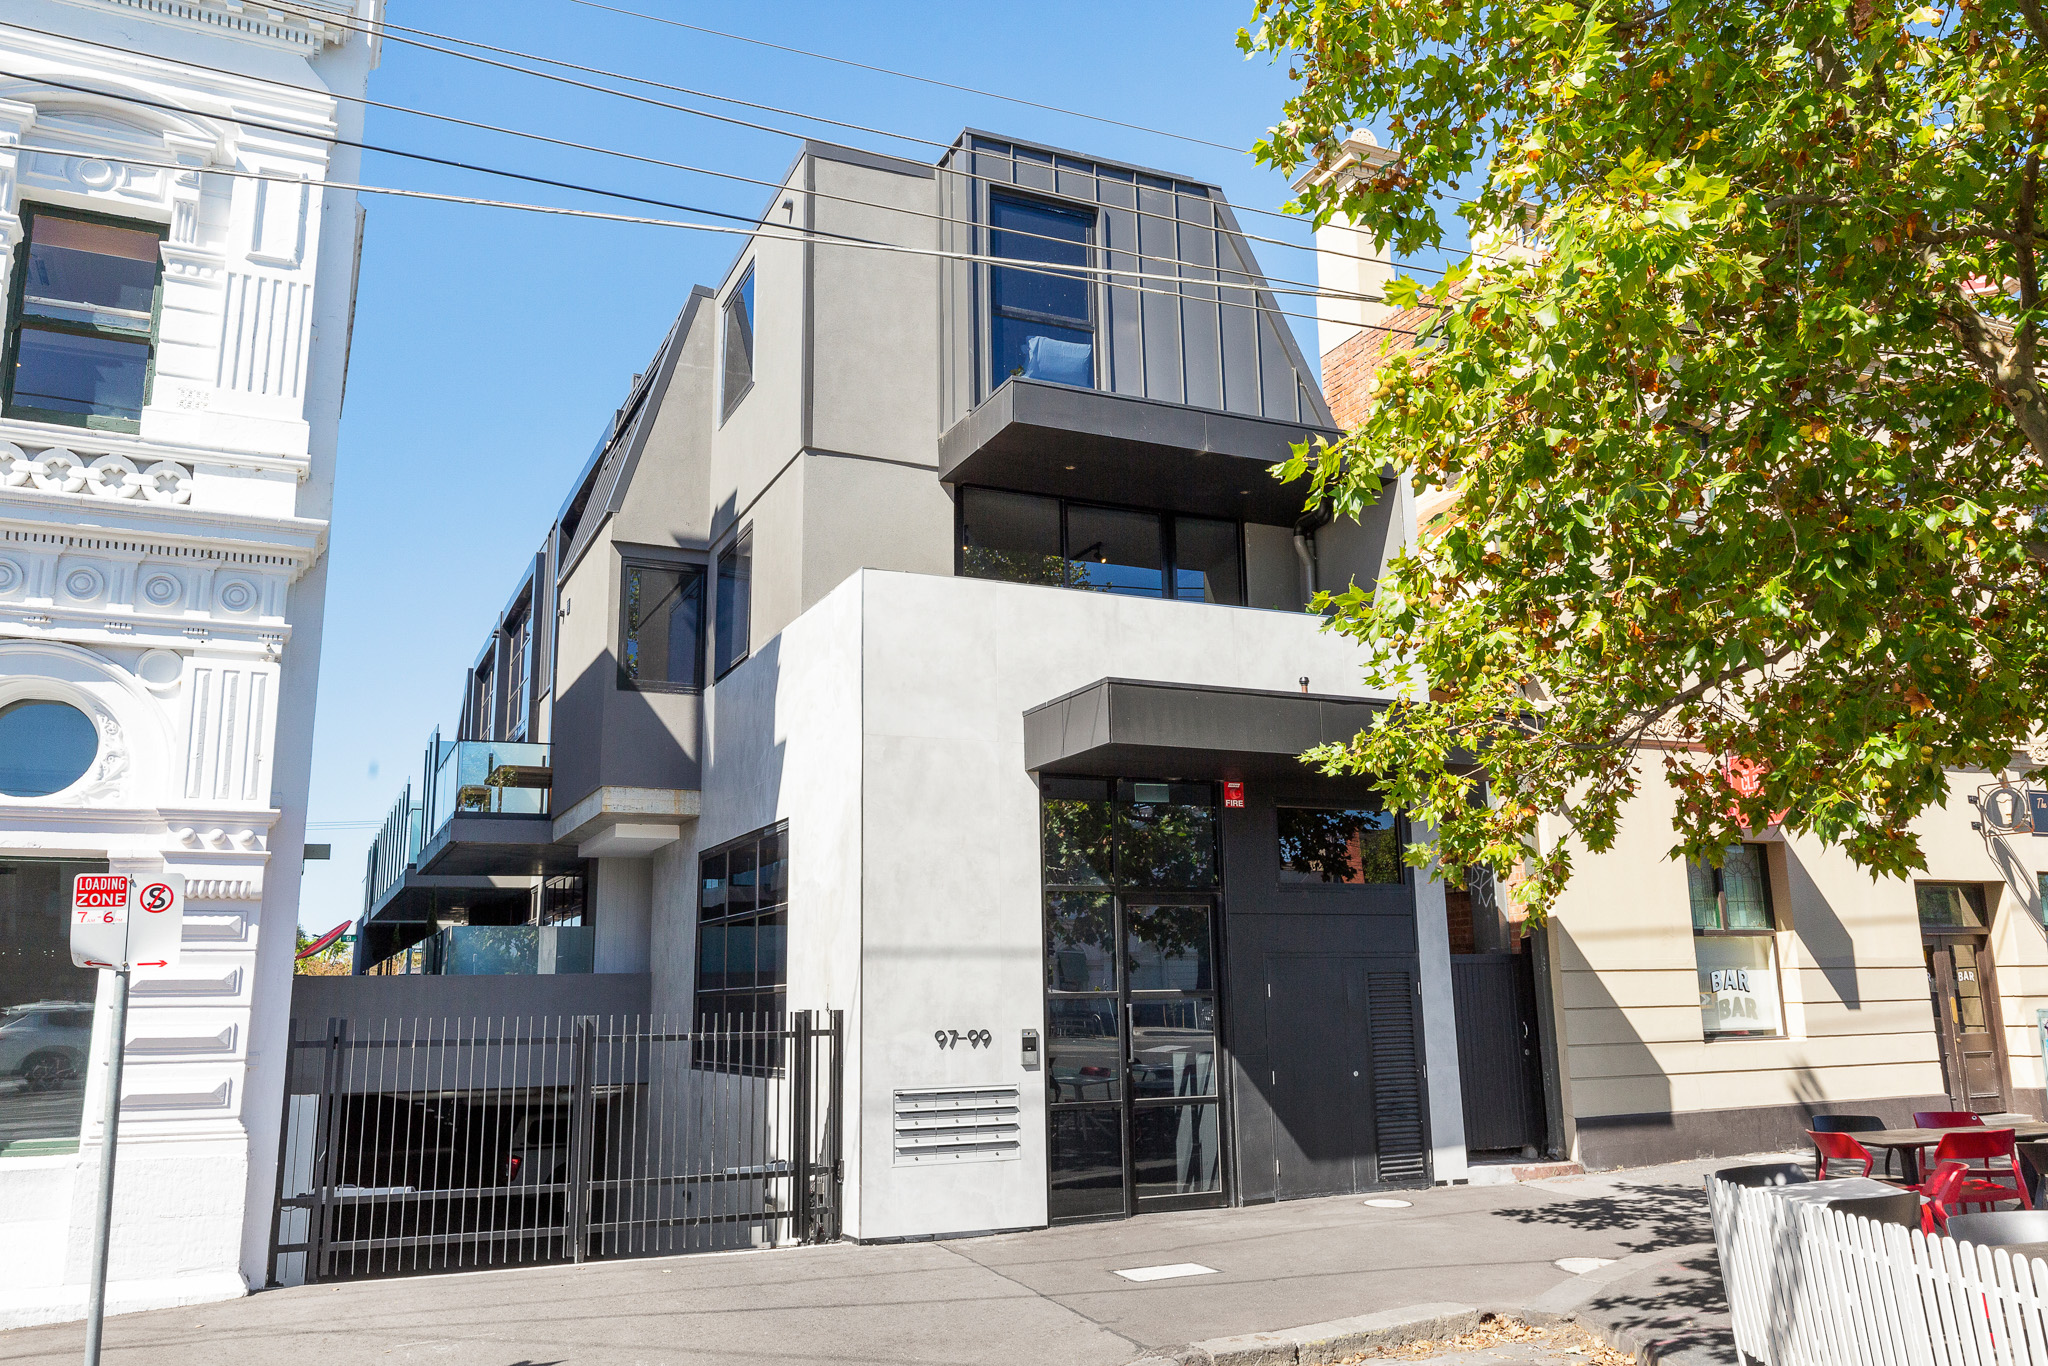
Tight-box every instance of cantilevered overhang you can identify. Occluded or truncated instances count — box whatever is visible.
[366,872,537,927]
[938,379,1339,524]
[416,814,585,878]
[1024,678,1389,780]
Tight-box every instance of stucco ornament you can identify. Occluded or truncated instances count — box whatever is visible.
[140,461,194,504]
[30,449,87,493]
[0,442,30,486]
[74,705,129,804]
[85,454,142,499]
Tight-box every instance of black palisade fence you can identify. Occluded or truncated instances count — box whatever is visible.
[269,1011,843,1283]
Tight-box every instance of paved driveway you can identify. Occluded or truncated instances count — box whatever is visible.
[0,1158,1734,1366]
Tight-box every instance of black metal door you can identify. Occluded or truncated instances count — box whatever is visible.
[1264,954,1430,1196]
[1451,953,1547,1154]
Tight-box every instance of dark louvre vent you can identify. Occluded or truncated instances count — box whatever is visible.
[1367,971,1429,1185]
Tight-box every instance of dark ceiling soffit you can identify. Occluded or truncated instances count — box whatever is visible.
[417,816,585,879]
[1022,678,1389,776]
[937,380,1339,524]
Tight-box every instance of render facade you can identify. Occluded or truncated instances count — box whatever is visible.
[344,132,1474,1262]
[0,0,377,1326]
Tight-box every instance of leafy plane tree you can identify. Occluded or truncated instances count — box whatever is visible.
[1243,0,2047,918]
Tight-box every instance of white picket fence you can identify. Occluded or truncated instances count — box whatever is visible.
[1708,1173,2048,1364]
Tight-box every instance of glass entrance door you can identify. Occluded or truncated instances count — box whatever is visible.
[1042,779,1227,1222]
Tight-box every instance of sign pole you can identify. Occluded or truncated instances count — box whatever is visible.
[81,966,130,1366]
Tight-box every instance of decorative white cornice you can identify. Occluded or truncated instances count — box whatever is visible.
[53,0,363,53]
[0,487,326,565]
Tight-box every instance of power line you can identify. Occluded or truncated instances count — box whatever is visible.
[66,149,1422,341]
[0,18,1399,305]
[258,0,1465,279]
[7,67,1400,315]
[566,0,1248,155]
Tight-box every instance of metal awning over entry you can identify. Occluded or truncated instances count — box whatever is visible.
[1023,677,1388,778]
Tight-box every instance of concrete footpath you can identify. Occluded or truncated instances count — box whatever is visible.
[0,1156,1749,1366]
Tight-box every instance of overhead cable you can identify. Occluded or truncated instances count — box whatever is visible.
[258,0,1475,276]
[0,17,1412,301]
[64,149,1423,341]
[565,0,1248,155]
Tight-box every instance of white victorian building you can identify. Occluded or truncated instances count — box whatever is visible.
[0,0,377,1327]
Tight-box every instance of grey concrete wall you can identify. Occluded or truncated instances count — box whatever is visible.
[594,857,652,973]
[611,293,718,549]
[808,156,940,465]
[1245,523,1307,611]
[800,454,954,608]
[1315,479,1405,600]
[288,972,652,1034]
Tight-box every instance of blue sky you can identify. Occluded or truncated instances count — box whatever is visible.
[297,0,1381,933]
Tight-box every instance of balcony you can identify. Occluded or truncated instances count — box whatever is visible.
[377,925,595,977]
[416,739,582,878]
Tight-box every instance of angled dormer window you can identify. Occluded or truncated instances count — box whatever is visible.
[987,193,1094,391]
[3,207,165,431]
[720,265,755,421]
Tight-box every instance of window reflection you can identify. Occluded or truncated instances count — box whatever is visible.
[1046,892,1115,991]
[1042,777,1112,886]
[1131,1103,1221,1199]
[1066,505,1164,598]
[0,859,105,1154]
[1116,782,1217,890]
[1276,806,1401,885]
[1125,904,1213,990]
[1046,997,1121,1103]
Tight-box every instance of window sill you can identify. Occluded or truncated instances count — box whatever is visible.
[1,405,142,435]
[0,1137,81,1162]
[617,676,705,696]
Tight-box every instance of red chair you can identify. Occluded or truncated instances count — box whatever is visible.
[1933,1129,2033,1211]
[1915,1161,1969,1233]
[1808,1129,1879,1180]
[1913,1110,1986,1129]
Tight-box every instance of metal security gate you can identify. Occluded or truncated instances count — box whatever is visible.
[269,1011,842,1284]
[1450,953,1547,1155]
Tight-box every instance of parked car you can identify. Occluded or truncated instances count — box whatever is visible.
[0,1001,94,1091]
[503,1108,571,1187]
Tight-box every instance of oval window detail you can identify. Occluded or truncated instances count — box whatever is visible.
[0,700,99,797]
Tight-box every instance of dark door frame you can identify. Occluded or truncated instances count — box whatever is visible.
[1923,929,2013,1114]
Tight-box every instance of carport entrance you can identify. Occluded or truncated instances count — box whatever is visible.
[271,1011,841,1283]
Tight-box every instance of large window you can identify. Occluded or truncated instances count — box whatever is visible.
[1690,845,1783,1039]
[1277,806,1403,885]
[987,192,1095,390]
[698,825,788,1066]
[959,488,1243,605]
[4,207,164,429]
[620,560,705,691]
[721,265,755,421]
[714,529,752,679]
[504,608,531,740]
[0,858,106,1155]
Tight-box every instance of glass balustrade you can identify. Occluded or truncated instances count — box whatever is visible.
[425,740,552,839]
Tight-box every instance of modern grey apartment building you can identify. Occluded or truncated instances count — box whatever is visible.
[338,131,1482,1251]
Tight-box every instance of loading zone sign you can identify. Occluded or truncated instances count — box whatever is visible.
[70,873,185,971]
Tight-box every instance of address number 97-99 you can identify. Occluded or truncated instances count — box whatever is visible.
[935,1030,992,1049]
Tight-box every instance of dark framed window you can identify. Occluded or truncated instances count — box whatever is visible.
[470,656,496,742]
[1277,806,1403,885]
[697,823,788,1070]
[504,607,531,740]
[714,529,752,680]
[721,264,755,421]
[1689,845,1783,1039]
[620,559,705,691]
[987,191,1095,391]
[958,487,1243,605]
[2,206,166,431]
[0,858,107,1155]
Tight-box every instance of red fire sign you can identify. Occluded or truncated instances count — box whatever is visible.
[1223,781,1245,809]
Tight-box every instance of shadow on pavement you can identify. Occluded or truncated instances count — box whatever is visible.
[1586,1251,1737,1366]
[1488,1182,1712,1254]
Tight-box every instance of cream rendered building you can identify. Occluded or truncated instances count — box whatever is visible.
[0,0,377,1326]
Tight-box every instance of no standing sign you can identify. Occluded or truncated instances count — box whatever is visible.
[70,873,185,971]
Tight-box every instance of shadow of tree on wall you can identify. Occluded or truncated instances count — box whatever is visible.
[1488,1181,1711,1253]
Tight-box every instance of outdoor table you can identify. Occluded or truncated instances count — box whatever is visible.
[1857,1119,2048,1185]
